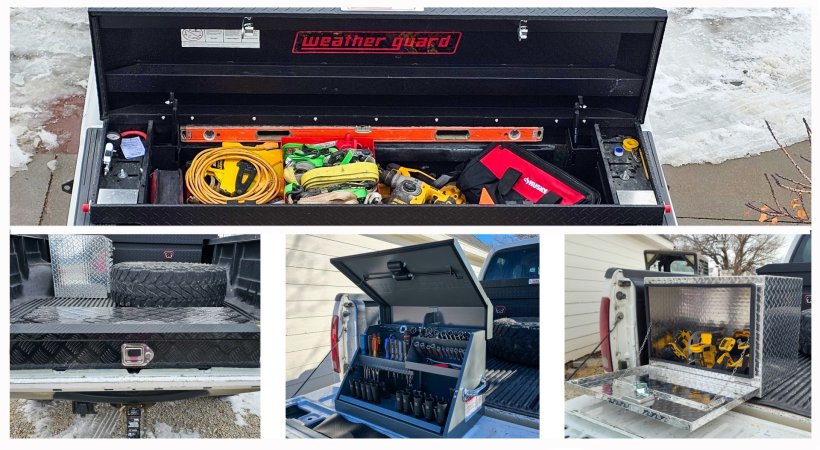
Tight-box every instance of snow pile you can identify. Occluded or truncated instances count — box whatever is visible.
[10,8,91,174]
[222,392,261,426]
[20,400,58,437]
[144,422,201,438]
[648,8,811,166]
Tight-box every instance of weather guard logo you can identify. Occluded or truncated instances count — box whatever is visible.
[293,31,461,54]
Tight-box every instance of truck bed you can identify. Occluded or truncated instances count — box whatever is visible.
[287,384,539,438]
[485,356,539,419]
[10,297,260,370]
[749,352,811,417]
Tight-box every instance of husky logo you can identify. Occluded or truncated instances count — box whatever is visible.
[523,177,549,195]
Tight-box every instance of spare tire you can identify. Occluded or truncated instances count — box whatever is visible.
[799,309,811,356]
[487,317,539,367]
[111,262,227,307]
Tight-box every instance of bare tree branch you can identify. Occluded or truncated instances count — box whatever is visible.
[670,234,784,275]
[766,120,811,184]
[746,119,811,224]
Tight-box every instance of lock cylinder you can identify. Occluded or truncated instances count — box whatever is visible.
[121,343,155,367]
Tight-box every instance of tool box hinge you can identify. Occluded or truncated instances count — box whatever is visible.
[518,20,528,41]
[165,92,179,146]
[572,96,587,145]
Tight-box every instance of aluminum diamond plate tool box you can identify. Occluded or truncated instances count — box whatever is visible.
[567,275,802,431]
[330,240,493,438]
[49,235,113,298]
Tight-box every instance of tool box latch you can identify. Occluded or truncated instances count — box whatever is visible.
[518,20,528,41]
[462,376,489,401]
[242,17,254,38]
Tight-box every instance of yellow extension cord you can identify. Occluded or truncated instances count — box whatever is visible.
[185,146,281,205]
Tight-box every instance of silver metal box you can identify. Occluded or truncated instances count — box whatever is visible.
[568,275,802,431]
[49,235,114,298]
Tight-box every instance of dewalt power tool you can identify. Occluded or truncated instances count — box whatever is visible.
[380,164,465,205]
[688,331,717,368]
[715,330,751,371]
[660,329,691,361]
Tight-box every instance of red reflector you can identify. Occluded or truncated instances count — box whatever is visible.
[330,315,341,373]
[600,297,613,372]
[82,203,90,213]
[664,204,672,214]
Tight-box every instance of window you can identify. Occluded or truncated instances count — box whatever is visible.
[483,244,539,280]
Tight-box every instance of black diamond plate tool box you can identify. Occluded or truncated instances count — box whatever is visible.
[10,298,260,370]
[78,8,673,225]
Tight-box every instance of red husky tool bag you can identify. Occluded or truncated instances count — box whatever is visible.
[457,143,600,205]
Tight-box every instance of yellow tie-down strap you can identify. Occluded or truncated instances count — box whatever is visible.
[300,162,379,190]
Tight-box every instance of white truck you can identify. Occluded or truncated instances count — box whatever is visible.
[286,238,540,438]
[565,235,811,438]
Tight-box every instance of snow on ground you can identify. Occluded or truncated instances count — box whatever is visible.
[9,8,91,175]
[222,392,261,426]
[20,400,57,437]
[648,8,811,166]
[144,422,201,439]
[7,8,810,171]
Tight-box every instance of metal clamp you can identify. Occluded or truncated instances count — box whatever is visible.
[462,376,488,401]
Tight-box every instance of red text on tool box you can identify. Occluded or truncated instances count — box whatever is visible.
[293,31,462,54]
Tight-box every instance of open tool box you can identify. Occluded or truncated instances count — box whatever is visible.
[73,7,673,225]
[329,240,492,438]
[567,276,802,431]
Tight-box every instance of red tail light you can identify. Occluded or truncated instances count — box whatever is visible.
[330,315,341,373]
[600,297,613,372]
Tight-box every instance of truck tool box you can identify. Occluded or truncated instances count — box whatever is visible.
[329,240,493,438]
[73,8,674,225]
[567,276,802,431]
[10,235,261,372]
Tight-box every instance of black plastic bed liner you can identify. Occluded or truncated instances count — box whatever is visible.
[10,297,260,370]
[484,356,539,418]
[749,353,811,417]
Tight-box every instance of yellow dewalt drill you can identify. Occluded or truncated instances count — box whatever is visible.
[380,164,465,205]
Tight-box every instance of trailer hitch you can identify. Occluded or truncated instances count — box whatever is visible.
[126,405,142,438]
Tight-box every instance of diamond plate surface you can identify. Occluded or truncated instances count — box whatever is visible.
[645,284,754,377]
[9,298,260,370]
[568,365,757,431]
[93,8,667,18]
[49,235,113,298]
[644,276,802,396]
[10,333,260,369]
[90,203,665,225]
[15,305,251,325]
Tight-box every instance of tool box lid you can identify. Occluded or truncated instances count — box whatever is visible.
[88,8,667,122]
[330,239,493,332]
[567,363,759,431]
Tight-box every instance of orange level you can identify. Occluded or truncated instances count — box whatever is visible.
[180,126,543,143]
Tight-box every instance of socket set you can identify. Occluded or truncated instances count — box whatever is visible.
[331,240,493,437]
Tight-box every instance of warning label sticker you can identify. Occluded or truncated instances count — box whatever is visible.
[181,29,260,48]
[464,393,483,420]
